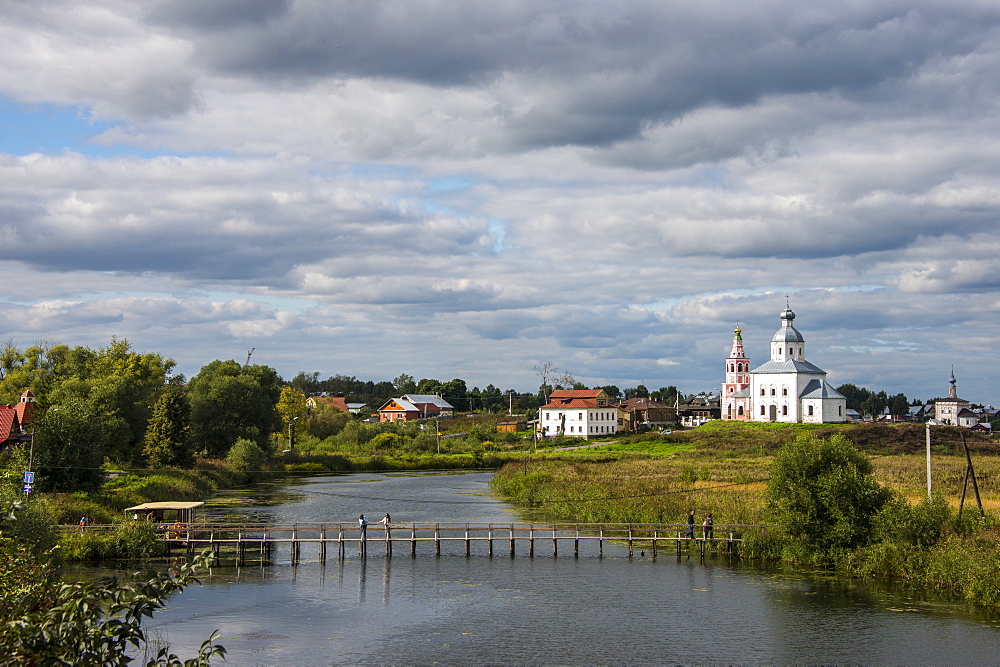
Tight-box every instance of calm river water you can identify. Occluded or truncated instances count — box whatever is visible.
[149,472,1000,664]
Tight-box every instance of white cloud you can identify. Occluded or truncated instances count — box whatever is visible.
[0,1,997,401]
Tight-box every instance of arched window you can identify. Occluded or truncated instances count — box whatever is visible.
[738,406,744,416]
[782,405,788,415]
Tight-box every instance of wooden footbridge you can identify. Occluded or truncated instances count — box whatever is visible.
[111,522,749,564]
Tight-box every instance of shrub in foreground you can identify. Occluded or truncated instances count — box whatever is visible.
[766,433,891,551]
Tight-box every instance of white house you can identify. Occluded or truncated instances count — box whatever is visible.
[538,389,621,439]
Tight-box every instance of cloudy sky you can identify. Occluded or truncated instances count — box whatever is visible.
[1,1,998,402]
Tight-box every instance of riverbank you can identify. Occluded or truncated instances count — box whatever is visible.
[490,423,1000,606]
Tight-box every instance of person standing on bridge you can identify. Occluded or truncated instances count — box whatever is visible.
[359,514,368,538]
[703,512,714,540]
[686,510,695,538]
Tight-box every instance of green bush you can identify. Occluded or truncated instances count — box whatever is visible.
[873,494,952,547]
[227,438,268,481]
[766,433,892,551]
[61,522,162,562]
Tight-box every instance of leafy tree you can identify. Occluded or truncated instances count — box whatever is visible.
[226,437,268,479]
[276,386,308,445]
[0,545,225,665]
[189,360,282,457]
[44,339,175,465]
[289,371,321,394]
[142,385,194,468]
[442,378,469,411]
[416,378,443,395]
[392,373,417,394]
[766,433,892,550]
[887,393,910,419]
[626,385,650,399]
[478,384,504,412]
[306,402,351,439]
[33,397,114,492]
[651,386,681,407]
[860,390,889,420]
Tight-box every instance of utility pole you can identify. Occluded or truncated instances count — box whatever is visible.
[925,423,932,500]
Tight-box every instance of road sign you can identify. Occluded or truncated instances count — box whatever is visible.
[22,484,32,494]
[23,472,34,484]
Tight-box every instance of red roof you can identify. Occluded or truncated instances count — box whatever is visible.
[0,406,21,443]
[548,389,605,400]
[307,395,350,412]
[14,390,35,426]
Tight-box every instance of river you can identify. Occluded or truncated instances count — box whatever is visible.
[147,471,1000,664]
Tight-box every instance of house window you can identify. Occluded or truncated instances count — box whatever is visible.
[579,412,583,420]
[546,413,551,420]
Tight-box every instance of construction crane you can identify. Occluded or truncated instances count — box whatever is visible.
[244,347,254,366]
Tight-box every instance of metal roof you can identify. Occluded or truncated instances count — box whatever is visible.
[751,359,826,374]
[799,379,846,399]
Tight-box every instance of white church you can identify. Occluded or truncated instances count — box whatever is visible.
[721,305,847,423]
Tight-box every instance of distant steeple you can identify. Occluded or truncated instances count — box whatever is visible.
[948,365,958,399]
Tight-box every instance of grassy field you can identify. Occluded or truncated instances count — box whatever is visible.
[491,421,1000,606]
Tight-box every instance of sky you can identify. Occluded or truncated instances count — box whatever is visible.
[1,1,998,404]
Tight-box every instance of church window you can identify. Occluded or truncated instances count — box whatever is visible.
[760,388,765,396]
[770,388,776,396]
[738,406,744,416]
[782,387,787,396]
[782,405,788,416]
[760,405,766,415]
[808,405,814,416]
[838,406,842,416]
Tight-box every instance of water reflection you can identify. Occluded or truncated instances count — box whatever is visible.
[145,472,1000,664]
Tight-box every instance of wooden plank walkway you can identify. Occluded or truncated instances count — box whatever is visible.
[118,522,752,564]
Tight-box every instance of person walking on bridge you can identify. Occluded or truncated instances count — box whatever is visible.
[686,510,695,539]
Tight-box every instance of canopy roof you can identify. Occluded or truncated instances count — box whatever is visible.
[123,501,204,512]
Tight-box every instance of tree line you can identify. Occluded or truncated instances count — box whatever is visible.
[0,338,942,494]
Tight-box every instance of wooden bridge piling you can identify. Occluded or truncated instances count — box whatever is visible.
[133,521,747,565]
